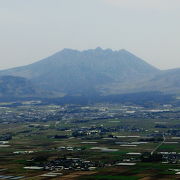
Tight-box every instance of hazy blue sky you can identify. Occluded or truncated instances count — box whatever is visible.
[0,0,180,70]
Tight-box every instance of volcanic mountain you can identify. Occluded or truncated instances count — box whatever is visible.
[0,48,161,96]
[0,48,179,98]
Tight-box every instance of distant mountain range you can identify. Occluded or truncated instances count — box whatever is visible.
[0,48,179,99]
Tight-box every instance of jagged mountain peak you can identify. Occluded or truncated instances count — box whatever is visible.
[2,48,177,97]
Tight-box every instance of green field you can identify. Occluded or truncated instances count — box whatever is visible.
[0,103,180,179]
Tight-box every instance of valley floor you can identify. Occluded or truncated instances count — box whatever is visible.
[0,101,180,179]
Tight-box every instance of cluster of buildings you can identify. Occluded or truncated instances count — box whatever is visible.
[44,157,97,171]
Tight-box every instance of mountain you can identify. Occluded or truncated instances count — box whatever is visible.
[135,68,180,94]
[0,48,160,96]
[0,76,43,98]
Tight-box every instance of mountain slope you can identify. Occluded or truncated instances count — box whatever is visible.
[0,48,159,95]
[136,68,180,94]
[0,76,43,97]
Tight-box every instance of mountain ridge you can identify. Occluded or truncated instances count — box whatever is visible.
[0,48,179,98]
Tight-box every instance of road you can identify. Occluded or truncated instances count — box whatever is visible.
[151,134,165,155]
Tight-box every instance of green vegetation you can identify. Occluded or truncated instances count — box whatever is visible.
[0,103,180,179]
[80,175,140,180]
